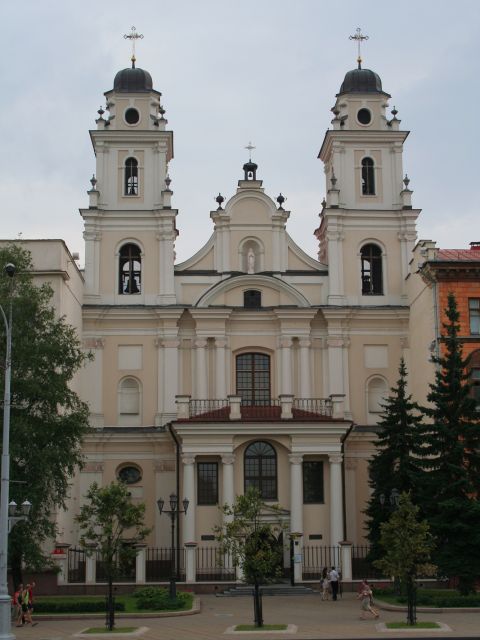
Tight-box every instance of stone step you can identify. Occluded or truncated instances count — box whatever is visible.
[218,584,317,597]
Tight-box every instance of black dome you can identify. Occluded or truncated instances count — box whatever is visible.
[113,66,153,93]
[338,67,387,96]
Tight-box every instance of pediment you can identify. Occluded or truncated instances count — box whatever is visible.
[194,274,310,308]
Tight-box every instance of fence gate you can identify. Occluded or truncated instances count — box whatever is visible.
[302,546,341,580]
[68,548,86,583]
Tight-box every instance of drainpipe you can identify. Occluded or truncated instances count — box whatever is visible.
[340,422,354,541]
[169,424,182,557]
[432,281,441,362]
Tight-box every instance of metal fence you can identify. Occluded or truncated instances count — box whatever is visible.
[293,398,333,417]
[302,545,341,580]
[196,546,236,582]
[146,547,186,582]
[352,545,386,580]
[96,550,136,583]
[189,399,229,419]
[67,548,86,583]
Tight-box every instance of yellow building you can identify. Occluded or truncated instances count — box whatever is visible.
[11,55,423,585]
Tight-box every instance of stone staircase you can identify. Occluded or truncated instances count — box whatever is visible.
[217,583,317,597]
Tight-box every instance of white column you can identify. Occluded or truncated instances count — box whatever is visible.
[340,542,352,582]
[221,454,235,512]
[280,337,292,395]
[82,338,104,427]
[326,336,345,397]
[289,454,304,583]
[182,456,196,543]
[85,544,97,585]
[135,545,146,584]
[182,455,196,583]
[215,338,227,399]
[329,454,344,547]
[222,454,235,573]
[162,339,180,415]
[194,339,208,398]
[298,338,311,398]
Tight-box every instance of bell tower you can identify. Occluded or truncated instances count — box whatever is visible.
[315,32,419,306]
[81,30,177,305]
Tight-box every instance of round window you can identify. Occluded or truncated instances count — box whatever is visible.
[118,465,142,485]
[357,108,372,125]
[125,108,140,125]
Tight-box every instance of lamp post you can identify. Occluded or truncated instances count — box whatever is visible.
[157,493,189,600]
[0,263,17,640]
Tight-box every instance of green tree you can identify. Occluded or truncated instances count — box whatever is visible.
[76,481,151,630]
[418,292,480,595]
[374,492,436,625]
[214,488,284,628]
[365,359,424,559]
[0,244,91,585]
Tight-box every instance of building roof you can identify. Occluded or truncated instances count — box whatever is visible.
[437,249,480,261]
[337,66,389,96]
[113,66,153,92]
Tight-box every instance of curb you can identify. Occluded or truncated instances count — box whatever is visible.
[376,598,480,614]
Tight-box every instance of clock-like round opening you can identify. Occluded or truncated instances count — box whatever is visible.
[357,108,372,125]
[125,108,140,125]
[117,465,142,484]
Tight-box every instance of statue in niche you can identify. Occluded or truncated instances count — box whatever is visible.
[247,247,255,274]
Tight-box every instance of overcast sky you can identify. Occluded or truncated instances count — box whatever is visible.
[2,1,479,265]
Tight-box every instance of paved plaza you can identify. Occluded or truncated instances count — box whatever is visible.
[8,592,480,639]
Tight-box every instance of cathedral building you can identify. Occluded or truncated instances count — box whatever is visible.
[8,50,424,583]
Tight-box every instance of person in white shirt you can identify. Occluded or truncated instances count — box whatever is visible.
[329,566,339,601]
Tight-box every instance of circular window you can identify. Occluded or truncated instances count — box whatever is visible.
[125,108,140,125]
[117,465,142,485]
[357,108,372,125]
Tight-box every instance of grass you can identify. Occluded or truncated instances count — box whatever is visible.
[235,624,288,631]
[386,622,440,629]
[83,628,138,634]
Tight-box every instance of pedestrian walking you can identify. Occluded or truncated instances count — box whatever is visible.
[27,582,38,626]
[13,584,23,626]
[321,567,330,600]
[329,566,339,601]
[357,579,379,619]
[20,585,33,626]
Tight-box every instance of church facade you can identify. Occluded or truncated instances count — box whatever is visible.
[13,56,426,582]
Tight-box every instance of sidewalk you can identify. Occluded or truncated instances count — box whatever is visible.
[10,592,480,639]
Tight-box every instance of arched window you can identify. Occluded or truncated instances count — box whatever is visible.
[361,243,383,295]
[236,353,270,406]
[125,157,139,196]
[361,157,375,195]
[244,441,277,500]
[244,290,262,308]
[119,378,140,415]
[367,377,387,414]
[119,243,141,294]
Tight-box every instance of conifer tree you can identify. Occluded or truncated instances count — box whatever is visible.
[418,292,480,595]
[365,359,424,559]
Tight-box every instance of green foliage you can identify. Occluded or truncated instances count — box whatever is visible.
[365,359,424,558]
[375,588,480,608]
[0,244,91,581]
[133,587,192,611]
[417,292,480,595]
[374,492,436,583]
[214,487,285,587]
[33,598,125,613]
[76,481,151,629]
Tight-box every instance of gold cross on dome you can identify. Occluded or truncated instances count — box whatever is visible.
[124,26,144,66]
[245,141,256,161]
[349,27,369,67]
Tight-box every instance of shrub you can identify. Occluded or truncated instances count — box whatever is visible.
[34,598,125,613]
[133,587,192,611]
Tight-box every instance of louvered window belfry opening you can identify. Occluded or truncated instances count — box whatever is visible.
[244,289,261,308]
[125,157,139,195]
[361,244,383,295]
[236,353,270,405]
[361,157,375,195]
[119,243,141,294]
[244,441,277,500]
